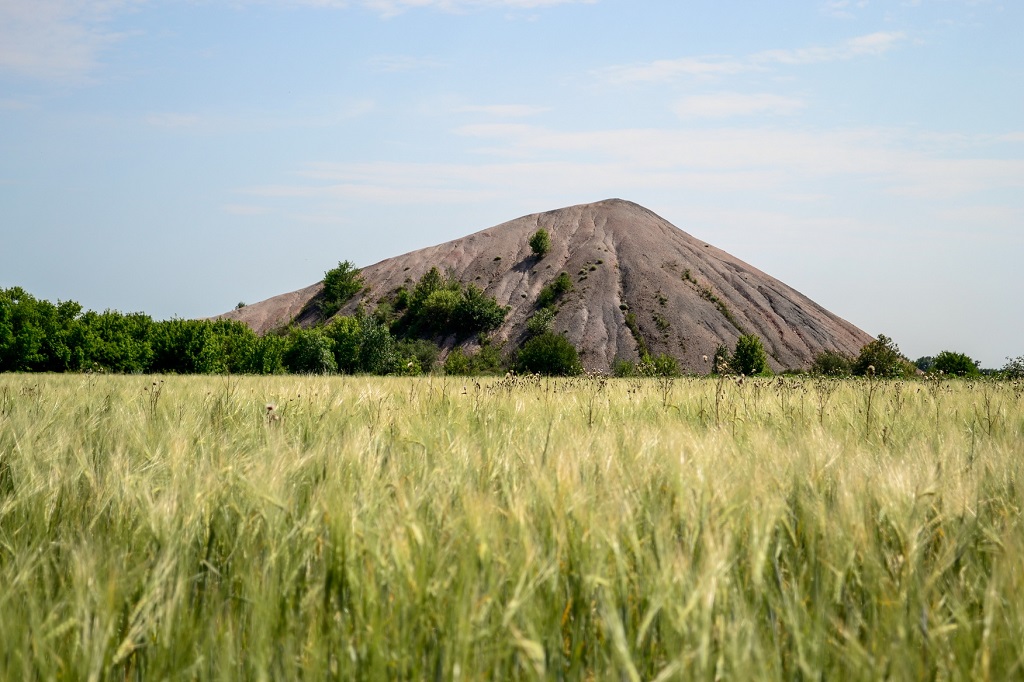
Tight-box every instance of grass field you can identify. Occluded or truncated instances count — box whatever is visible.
[1,373,1022,680]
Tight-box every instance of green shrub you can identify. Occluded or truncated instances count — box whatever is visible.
[712,343,732,375]
[1003,356,1024,379]
[528,228,551,258]
[396,338,441,374]
[810,349,853,377]
[853,334,915,378]
[321,261,364,317]
[443,347,471,375]
[612,358,639,377]
[453,285,509,335]
[536,273,573,309]
[526,307,556,337]
[396,268,508,339]
[733,334,771,376]
[516,332,582,376]
[642,353,680,377]
[283,328,337,375]
[932,350,980,377]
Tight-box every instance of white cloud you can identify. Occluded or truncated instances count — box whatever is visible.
[821,0,869,19]
[600,56,754,85]
[599,31,908,85]
[351,0,596,18]
[753,31,907,65]
[0,0,140,81]
[241,123,1024,208]
[366,54,445,72]
[455,104,549,117]
[673,93,806,119]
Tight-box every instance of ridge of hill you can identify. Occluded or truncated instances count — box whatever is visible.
[220,199,872,372]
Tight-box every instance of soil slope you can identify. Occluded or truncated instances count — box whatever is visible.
[220,199,872,372]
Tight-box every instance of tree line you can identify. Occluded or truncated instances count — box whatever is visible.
[3,277,1019,378]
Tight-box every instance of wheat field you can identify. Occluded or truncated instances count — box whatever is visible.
[1,373,1022,680]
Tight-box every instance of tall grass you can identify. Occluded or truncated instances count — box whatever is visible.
[0,374,1022,679]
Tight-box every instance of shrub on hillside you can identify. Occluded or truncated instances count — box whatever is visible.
[516,332,582,376]
[528,228,551,258]
[321,261,364,318]
[396,267,509,339]
[526,307,557,337]
[536,273,573,309]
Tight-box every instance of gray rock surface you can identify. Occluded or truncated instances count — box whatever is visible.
[219,199,872,372]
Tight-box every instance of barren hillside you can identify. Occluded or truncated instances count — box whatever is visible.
[220,199,872,372]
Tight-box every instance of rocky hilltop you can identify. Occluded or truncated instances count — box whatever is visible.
[220,199,872,372]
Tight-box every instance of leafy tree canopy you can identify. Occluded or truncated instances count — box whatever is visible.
[528,228,551,258]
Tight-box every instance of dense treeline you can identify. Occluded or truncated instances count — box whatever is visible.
[4,283,1018,378]
[0,274,514,376]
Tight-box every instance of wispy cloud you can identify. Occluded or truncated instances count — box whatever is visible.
[673,93,806,119]
[753,31,907,65]
[144,99,375,132]
[240,123,1024,208]
[366,54,445,72]
[0,0,140,81]
[821,0,869,19]
[455,104,549,117]
[358,0,596,18]
[600,56,753,85]
[599,31,908,85]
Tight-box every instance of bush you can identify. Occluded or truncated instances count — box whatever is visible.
[1003,356,1024,379]
[516,332,582,376]
[321,261,364,317]
[853,334,915,378]
[712,344,732,375]
[932,350,980,377]
[537,273,573,309]
[528,228,551,258]
[443,348,471,375]
[443,338,506,376]
[453,285,509,336]
[642,353,680,377]
[612,358,640,377]
[526,307,556,337]
[284,328,337,375]
[810,349,853,377]
[733,334,771,376]
[396,338,440,374]
[397,268,508,339]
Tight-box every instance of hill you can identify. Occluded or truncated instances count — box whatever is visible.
[220,199,872,372]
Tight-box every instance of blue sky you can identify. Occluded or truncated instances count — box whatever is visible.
[1,0,1021,367]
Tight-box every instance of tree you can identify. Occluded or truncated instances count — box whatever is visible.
[853,334,915,378]
[733,334,771,376]
[711,343,732,375]
[810,350,853,377]
[321,261,364,318]
[529,228,551,258]
[516,332,582,376]
[932,350,980,377]
[283,328,337,374]
[536,273,573,308]
[1003,356,1024,379]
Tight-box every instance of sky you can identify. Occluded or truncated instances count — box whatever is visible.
[1,0,1021,367]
